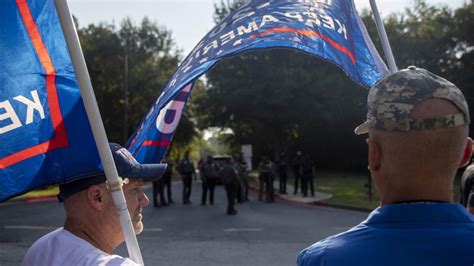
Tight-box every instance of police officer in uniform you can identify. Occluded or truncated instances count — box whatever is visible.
[258,156,275,202]
[162,155,174,204]
[218,158,239,215]
[152,175,167,207]
[277,152,288,194]
[301,155,315,197]
[234,152,249,202]
[200,155,219,205]
[291,151,304,195]
[178,151,195,204]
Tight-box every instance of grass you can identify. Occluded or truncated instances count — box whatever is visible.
[314,171,380,210]
[253,170,464,211]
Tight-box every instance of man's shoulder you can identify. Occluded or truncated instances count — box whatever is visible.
[24,227,64,251]
[297,225,368,266]
[22,228,140,266]
[297,237,331,266]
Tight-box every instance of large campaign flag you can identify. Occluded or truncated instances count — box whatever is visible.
[0,0,102,201]
[127,0,389,163]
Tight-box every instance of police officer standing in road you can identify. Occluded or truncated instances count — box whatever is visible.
[301,155,315,197]
[234,152,249,202]
[178,151,195,205]
[291,151,304,195]
[200,155,219,205]
[277,152,289,194]
[218,158,240,215]
[258,156,275,203]
[162,155,174,204]
[152,174,167,207]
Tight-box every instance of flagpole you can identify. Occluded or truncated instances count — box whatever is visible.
[369,0,397,73]
[54,0,144,264]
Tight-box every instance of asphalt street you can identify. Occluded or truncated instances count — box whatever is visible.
[0,181,368,266]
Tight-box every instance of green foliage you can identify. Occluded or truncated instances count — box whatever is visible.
[213,0,246,23]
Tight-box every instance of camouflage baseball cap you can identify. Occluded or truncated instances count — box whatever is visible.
[354,66,470,135]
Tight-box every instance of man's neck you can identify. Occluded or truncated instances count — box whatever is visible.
[381,191,453,205]
[64,218,118,254]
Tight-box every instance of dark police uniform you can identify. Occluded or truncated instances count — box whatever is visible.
[218,161,240,215]
[277,154,288,194]
[161,156,174,204]
[291,153,304,195]
[200,157,219,205]
[258,159,275,202]
[301,156,315,197]
[178,155,195,204]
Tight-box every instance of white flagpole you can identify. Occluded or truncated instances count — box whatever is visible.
[369,0,398,73]
[54,0,144,264]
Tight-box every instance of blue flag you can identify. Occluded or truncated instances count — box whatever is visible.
[0,0,101,201]
[127,0,388,163]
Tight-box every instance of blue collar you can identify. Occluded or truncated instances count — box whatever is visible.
[364,203,474,224]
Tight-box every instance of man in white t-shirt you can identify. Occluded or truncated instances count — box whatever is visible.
[22,143,166,266]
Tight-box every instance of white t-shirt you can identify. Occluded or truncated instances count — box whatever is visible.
[22,228,140,266]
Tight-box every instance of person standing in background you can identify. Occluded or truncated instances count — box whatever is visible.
[258,156,275,203]
[200,155,219,205]
[218,158,240,215]
[152,174,167,207]
[301,155,315,197]
[291,151,304,195]
[161,155,174,204]
[178,151,195,205]
[277,152,288,194]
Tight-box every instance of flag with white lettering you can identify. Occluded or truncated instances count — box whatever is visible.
[127,0,388,163]
[0,0,101,201]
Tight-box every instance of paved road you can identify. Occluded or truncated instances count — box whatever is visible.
[0,181,368,266]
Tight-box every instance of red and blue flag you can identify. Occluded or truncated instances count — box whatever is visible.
[0,0,101,201]
[128,0,389,163]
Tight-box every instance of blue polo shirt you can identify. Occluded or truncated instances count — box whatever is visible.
[297,203,474,266]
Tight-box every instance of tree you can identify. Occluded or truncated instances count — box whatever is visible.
[77,18,200,147]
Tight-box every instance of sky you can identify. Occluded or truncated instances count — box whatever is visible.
[69,0,467,55]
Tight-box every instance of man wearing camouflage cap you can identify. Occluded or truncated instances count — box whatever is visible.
[297,66,474,266]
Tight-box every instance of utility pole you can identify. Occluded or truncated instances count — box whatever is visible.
[123,45,129,143]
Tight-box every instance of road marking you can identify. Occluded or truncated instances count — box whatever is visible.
[223,228,263,232]
[4,225,57,230]
[143,228,163,232]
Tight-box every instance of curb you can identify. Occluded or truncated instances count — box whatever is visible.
[248,181,373,213]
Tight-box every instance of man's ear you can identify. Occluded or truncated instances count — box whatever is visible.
[459,137,473,168]
[368,138,381,172]
[86,185,106,211]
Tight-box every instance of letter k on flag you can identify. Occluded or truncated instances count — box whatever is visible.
[0,0,102,202]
